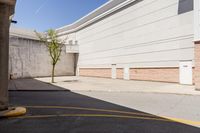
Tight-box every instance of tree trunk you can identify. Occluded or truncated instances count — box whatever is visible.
[51,64,55,83]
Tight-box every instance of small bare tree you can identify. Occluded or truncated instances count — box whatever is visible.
[35,29,67,83]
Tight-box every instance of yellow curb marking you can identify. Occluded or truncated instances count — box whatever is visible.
[4,107,26,117]
[25,105,154,117]
[16,114,170,122]
[16,105,200,126]
[162,116,200,126]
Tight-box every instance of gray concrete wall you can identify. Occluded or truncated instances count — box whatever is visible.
[9,36,75,79]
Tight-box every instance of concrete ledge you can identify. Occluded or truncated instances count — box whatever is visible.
[0,107,26,118]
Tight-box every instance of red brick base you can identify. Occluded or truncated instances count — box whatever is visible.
[79,67,181,83]
[195,42,200,90]
[79,68,111,78]
[130,68,179,83]
[116,68,123,79]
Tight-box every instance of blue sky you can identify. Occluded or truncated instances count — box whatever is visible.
[12,0,108,31]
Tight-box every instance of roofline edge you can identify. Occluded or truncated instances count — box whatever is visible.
[57,0,136,36]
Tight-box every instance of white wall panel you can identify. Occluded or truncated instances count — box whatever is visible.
[61,0,194,68]
[194,0,200,41]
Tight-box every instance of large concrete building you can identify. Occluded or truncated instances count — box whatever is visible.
[10,0,200,89]
[57,0,196,84]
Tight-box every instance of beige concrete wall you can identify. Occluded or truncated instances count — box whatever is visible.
[194,0,200,41]
[76,0,194,68]
[58,0,195,84]
[9,36,75,78]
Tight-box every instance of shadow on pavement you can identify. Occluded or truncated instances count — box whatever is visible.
[9,78,68,91]
[0,78,199,133]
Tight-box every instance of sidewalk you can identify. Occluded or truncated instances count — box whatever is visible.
[35,76,200,96]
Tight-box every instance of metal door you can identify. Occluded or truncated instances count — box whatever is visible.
[179,61,193,85]
[111,64,116,79]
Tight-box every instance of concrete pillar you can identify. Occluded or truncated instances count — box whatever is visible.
[194,42,200,90]
[0,0,16,111]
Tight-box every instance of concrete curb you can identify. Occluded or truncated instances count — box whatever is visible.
[72,90,200,96]
[0,107,26,118]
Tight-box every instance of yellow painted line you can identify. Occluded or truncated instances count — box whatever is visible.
[25,105,154,117]
[15,113,170,122]
[21,105,200,126]
[162,116,200,126]
[15,114,57,119]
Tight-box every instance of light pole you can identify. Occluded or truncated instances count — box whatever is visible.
[0,0,26,117]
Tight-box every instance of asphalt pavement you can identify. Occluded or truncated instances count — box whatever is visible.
[0,91,200,133]
[0,79,200,133]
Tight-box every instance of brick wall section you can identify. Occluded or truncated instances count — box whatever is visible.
[79,67,195,84]
[79,68,111,78]
[195,42,200,90]
[116,68,123,79]
[130,68,179,83]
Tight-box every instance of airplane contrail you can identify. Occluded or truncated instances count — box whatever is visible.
[35,0,49,15]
